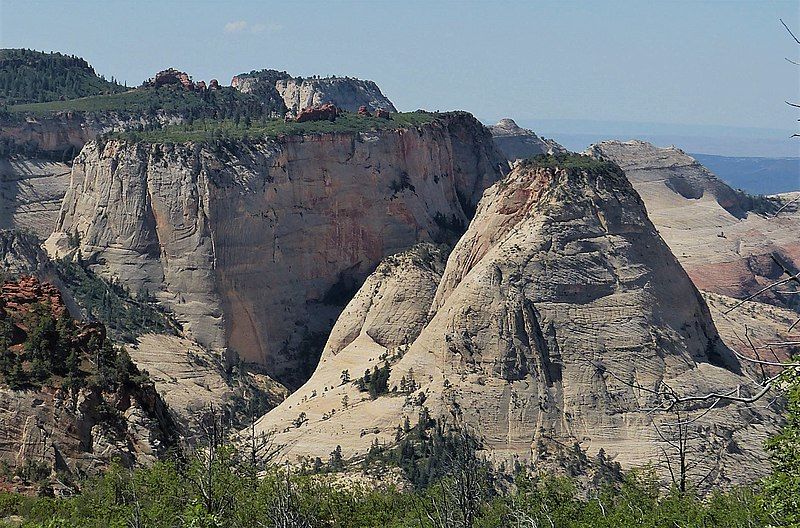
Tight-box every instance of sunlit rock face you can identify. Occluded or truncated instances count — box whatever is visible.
[232,70,397,114]
[255,159,780,490]
[48,112,506,388]
[588,140,800,312]
[488,118,567,160]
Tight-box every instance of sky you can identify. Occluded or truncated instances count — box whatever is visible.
[1,0,799,156]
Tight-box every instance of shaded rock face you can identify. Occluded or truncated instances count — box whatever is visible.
[0,230,52,274]
[0,158,72,238]
[256,160,778,489]
[232,70,397,114]
[488,118,567,161]
[587,141,800,312]
[48,113,506,388]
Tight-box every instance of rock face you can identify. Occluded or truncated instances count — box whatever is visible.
[2,275,72,320]
[129,333,288,442]
[0,112,184,158]
[703,292,800,369]
[0,382,173,480]
[0,158,72,238]
[48,112,507,387]
[489,118,567,160]
[232,70,397,114]
[0,230,53,274]
[255,158,778,488]
[587,141,800,311]
[144,68,196,90]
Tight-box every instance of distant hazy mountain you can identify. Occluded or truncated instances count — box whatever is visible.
[690,153,799,195]
[509,118,799,158]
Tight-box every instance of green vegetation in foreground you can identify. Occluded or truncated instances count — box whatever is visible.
[105,111,438,143]
[761,361,800,525]
[0,49,126,105]
[521,152,621,172]
[0,420,780,528]
[0,360,797,528]
[0,463,769,528]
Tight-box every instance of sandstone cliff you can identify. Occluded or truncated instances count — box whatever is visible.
[254,157,779,488]
[0,111,187,157]
[0,158,72,238]
[47,112,507,387]
[488,118,567,160]
[587,141,800,311]
[232,70,397,113]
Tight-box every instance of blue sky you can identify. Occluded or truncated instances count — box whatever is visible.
[1,0,799,155]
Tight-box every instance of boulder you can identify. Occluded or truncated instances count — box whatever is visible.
[295,103,339,123]
[144,68,195,91]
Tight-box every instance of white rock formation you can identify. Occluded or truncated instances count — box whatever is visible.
[232,70,397,113]
[587,140,800,311]
[488,118,567,160]
[254,158,780,489]
[0,158,71,238]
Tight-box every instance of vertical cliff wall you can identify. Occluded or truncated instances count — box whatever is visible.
[48,113,507,387]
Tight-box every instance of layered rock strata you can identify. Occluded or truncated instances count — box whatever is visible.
[0,158,71,238]
[587,141,800,311]
[254,158,779,488]
[488,118,567,160]
[0,276,175,477]
[47,113,507,387]
[232,70,397,113]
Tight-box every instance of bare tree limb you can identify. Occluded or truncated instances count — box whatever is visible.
[781,18,800,44]
[722,274,800,314]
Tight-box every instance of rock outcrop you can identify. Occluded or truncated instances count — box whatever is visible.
[0,276,176,479]
[47,112,507,388]
[254,157,779,488]
[0,230,52,275]
[587,141,800,311]
[295,103,339,122]
[489,118,567,160]
[143,68,196,90]
[0,381,173,481]
[0,112,184,158]
[232,70,397,114]
[130,333,288,442]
